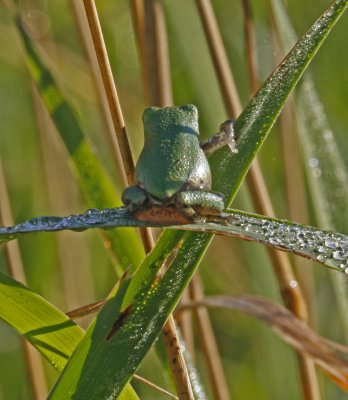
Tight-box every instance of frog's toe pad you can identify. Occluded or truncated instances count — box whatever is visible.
[122,186,148,211]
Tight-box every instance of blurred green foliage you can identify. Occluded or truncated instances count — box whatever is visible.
[0,0,347,399]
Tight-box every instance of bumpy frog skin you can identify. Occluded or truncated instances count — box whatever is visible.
[122,104,237,222]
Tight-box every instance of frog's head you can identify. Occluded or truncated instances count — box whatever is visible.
[142,104,199,138]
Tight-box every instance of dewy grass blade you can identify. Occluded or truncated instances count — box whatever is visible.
[14,16,144,270]
[272,0,348,337]
[210,0,348,202]
[2,207,348,273]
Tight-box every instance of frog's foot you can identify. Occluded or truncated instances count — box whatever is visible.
[122,186,148,212]
[122,186,194,224]
[200,119,238,154]
[175,191,225,215]
[133,205,194,225]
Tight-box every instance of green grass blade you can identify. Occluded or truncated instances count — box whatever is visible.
[14,16,144,270]
[0,271,83,372]
[0,271,139,399]
[272,0,348,337]
[47,3,348,397]
[2,207,348,272]
[211,0,348,202]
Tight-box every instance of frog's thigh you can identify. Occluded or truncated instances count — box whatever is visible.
[176,191,225,212]
[122,186,148,211]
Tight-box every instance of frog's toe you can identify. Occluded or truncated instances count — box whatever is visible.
[122,186,148,212]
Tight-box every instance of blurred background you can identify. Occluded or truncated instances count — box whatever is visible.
[0,0,348,398]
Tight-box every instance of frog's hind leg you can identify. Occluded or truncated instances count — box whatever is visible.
[176,191,225,214]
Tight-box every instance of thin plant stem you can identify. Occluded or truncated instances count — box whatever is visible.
[162,318,194,400]
[270,13,315,318]
[189,274,231,400]
[178,288,195,359]
[243,3,320,398]
[71,0,127,187]
[130,0,172,106]
[82,0,154,253]
[0,161,48,400]
[136,0,231,397]
[130,1,194,398]
[82,0,134,184]
[195,0,309,323]
[241,0,258,95]
[267,9,320,399]
[196,0,320,398]
[134,0,233,396]
[133,374,178,399]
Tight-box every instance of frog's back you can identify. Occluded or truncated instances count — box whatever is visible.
[135,105,212,200]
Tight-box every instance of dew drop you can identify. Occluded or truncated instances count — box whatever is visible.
[333,251,346,261]
[324,239,336,249]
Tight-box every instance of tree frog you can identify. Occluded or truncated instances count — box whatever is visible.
[122,104,237,223]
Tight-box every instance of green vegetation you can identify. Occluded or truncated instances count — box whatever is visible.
[0,1,347,399]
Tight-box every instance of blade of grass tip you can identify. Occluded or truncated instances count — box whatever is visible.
[241,2,319,398]
[0,162,48,399]
[197,0,314,396]
[271,0,348,341]
[210,0,348,202]
[10,12,144,271]
[131,1,193,398]
[196,0,308,321]
[82,0,154,254]
[35,3,348,398]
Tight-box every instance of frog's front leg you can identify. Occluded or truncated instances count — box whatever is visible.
[176,191,225,214]
[200,119,238,154]
[122,186,149,212]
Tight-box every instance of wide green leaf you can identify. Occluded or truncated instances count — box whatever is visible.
[0,271,140,399]
[0,271,83,372]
